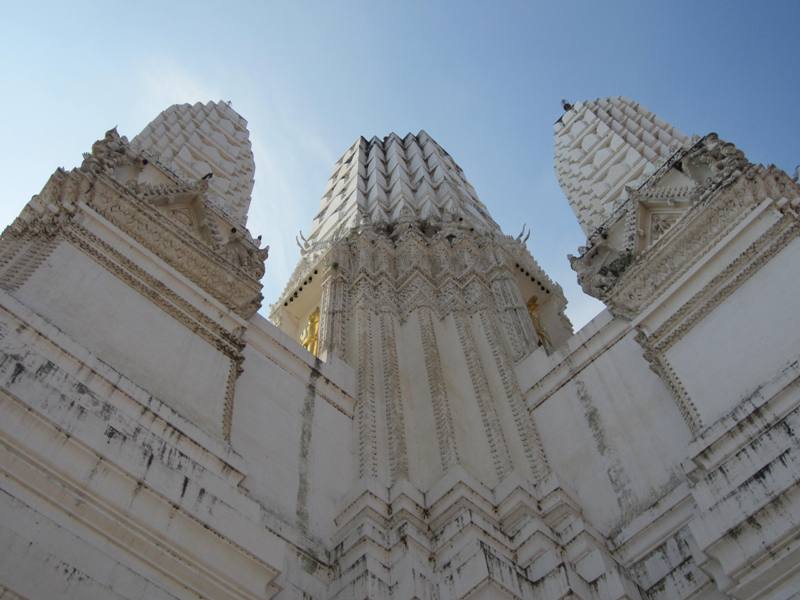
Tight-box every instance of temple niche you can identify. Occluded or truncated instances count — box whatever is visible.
[0,97,798,600]
[300,307,320,356]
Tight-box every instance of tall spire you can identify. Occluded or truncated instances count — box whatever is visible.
[132,101,256,226]
[554,96,689,235]
[305,131,501,245]
[272,129,572,491]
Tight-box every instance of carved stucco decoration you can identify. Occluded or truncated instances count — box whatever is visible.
[2,128,268,440]
[79,127,140,174]
[609,162,794,318]
[302,222,559,482]
[274,220,571,371]
[632,173,800,434]
[568,134,761,315]
[274,221,569,328]
[568,239,633,300]
[6,168,83,239]
[74,128,269,318]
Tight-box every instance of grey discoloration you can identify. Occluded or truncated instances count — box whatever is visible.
[34,360,56,379]
[296,357,322,535]
[9,362,25,385]
[576,379,608,455]
[575,378,636,517]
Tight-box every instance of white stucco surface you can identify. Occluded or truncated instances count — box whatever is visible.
[15,241,231,438]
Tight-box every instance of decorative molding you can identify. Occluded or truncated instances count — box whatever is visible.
[479,310,549,480]
[379,312,408,481]
[568,240,633,301]
[23,127,269,318]
[651,216,800,354]
[223,352,244,441]
[613,141,796,315]
[89,178,263,318]
[490,275,537,361]
[419,307,459,471]
[566,134,770,314]
[274,223,566,490]
[355,308,379,480]
[453,313,513,480]
[63,224,244,361]
[635,328,702,434]
[608,170,758,318]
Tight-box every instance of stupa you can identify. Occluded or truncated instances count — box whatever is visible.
[0,98,799,599]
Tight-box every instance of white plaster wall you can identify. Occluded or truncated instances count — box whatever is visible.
[307,395,355,539]
[0,303,287,600]
[232,338,354,542]
[14,241,230,438]
[233,345,306,523]
[667,237,800,428]
[533,328,692,533]
[0,490,177,600]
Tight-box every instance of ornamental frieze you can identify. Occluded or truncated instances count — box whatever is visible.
[88,177,264,318]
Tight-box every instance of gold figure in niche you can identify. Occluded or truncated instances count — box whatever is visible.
[300,308,320,357]
[526,296,552,351]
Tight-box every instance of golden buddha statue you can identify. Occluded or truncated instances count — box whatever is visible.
[300,308,320,357]
[526,296,552,351]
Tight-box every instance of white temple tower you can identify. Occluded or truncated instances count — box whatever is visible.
[2,98,800,600]
[132,101,256,226]
[272,131,572,490]
[554,97,690,234]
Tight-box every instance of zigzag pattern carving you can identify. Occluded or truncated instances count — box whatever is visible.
[306,131,500,244]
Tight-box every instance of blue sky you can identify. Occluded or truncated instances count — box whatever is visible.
[2,1,798,328]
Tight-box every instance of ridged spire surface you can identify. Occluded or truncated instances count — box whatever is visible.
[555,97,690,234]
[132,101,255,226]
[306,131,500,244]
